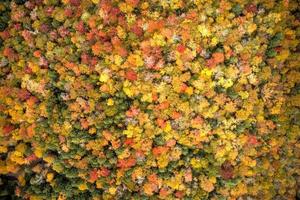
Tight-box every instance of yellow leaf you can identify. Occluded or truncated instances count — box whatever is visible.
[78,183,88,191]
[46,173,54,182]
[238,91,249,99]
[43,155,55,164]
[117,26,126,39]
[91,0,99,4]
[34,148,43,158]
[157,154,169,169]
[150,33,166,47]
[123,87,134,97]
[118,148,131,159]
[100,73,109,83]
[218,77,233,88]
[190,158,202,169]
[114,55,123,66]
[119,2,134,13]
[201,68,213,78]
[235,109,250,121]
[123,124,142,138]
[0,146,7,153]
[88,127,97,135]
[276,49,289,61]
[30,195,43,200]
[18,172,26,186]
[165,174,182,190]
[186,87,194,95]
[247,23,257,34]
[197,24,211,37]
[163,121,172,133]
[108,187,117,195]
[127,53,144,67]
[10,151,25,165]
[107,98,114,106]
[211,37,218,46]
[241,156,256,167]
[141,93,153,103]
[96,180,103,189]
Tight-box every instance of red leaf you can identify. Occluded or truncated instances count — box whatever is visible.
[131,25,143,37]
[100,0,112,13]
[175,191,185,198]
[124,138,134,146]
[125,69,138,81]
[64,8,73,17]
[26,154,38,163]
[70,0,81,6]
[89,169,99,182]
[99,167,110,177]
[17,89,31,101]
[245,4,257,13]
[220,161,234,180]
[3,125,14,135]
[177,44,186,53]
[117,157,136,169]
[3,47,18,61]
[206,58,216,68]
[248,135,259,146]
[75,21,86,33]
[0,30,10,40]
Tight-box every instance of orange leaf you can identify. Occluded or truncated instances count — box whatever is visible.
[212,52,224,64]
[92,42,102,56]
[148,173,158,184]
[156,118,166,128]
[143,182,156,196]
[152,146,168,156]
[26,96,38,107]
[102,130,113,141]
[126,0,139,7]
[148,20,164,33]
[180,83,188,93]
[159,188,170,198]
[80,119,89,129]
[26,123,36,138]
[171,111,181,119]
[157,101,170,110]
[166,139,176,147]
[184,169,192,182]
[126,107,139,117]
[33,50,42,58]
[152,92,158,101]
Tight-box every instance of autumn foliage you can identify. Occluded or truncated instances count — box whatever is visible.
[0,0,299,199]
